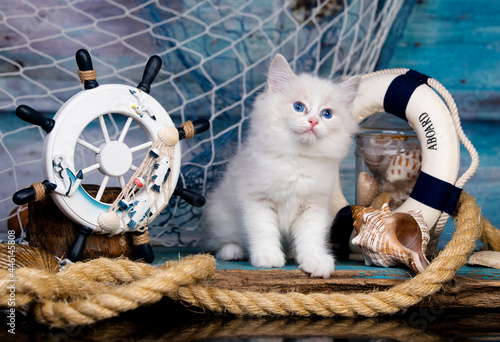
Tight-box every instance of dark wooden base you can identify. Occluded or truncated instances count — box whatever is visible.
[203,267,500,309]
[155,247,500,310]
[27,186,140,260]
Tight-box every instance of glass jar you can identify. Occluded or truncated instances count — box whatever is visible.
[355,130,421,209]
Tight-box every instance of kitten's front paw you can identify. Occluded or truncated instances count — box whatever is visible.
[251,250,286,268]
[216,243,245,260]
[299,254,335,278]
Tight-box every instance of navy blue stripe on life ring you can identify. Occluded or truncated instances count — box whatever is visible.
[383,70,430,121]
[410,171,462,215]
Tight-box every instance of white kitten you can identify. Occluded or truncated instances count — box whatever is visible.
[202,54,359,278]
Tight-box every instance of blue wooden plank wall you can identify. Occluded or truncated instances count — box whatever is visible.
[383,0,500,121]
[379,0,500,245]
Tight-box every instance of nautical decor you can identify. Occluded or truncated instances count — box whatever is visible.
[351,204,430,274]
[12,49,209,263]
[331,69,479,266]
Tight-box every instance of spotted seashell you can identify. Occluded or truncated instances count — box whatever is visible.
[385,150,422,184]
[351,204,430,274]
[98,211,121,232]
[356,172,379,207]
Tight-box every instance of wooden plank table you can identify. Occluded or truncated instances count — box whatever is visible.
[155,247,500,310]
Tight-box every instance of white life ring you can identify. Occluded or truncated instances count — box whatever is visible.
[352,69,461,228]
[331,69,479,258]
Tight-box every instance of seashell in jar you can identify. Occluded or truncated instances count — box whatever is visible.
[370,193,391,209]
[386,150,422,184]
[378,177,417,210]
[363,154,392,181]
[356,172,379,207]
[350,204,430,274]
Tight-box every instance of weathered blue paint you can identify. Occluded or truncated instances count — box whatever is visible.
[154,247,500,280]
[215,259,412,280]
[384,0,500,121]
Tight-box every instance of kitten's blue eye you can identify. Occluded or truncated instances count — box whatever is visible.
[293,102,305,112]
[321,109,333,119]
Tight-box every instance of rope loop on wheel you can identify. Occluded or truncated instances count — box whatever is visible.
[31,182,47,202]
[132,228,151,246]
[77,69,97,83]
[180,120,195,139]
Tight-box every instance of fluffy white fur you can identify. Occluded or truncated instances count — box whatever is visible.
[202,54,360,278]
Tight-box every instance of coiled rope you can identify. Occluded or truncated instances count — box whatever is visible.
[0,191,492,328]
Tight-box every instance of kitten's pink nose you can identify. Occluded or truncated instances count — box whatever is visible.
[308,117,318,128]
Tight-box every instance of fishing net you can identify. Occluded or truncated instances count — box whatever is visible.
[0,0,404,245]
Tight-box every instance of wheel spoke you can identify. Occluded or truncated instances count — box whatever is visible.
[130,164,139,172]
[77,138,100,154]
[130,141,153,153]
[95,175,110,202]
[118,176,127,189]
[99,115,111,143]
[80,163,100,175]
[118,117,133,143]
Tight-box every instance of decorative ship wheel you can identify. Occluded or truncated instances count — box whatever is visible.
[12,49,209,263]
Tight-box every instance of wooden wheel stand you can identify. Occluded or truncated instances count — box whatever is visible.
[27,185,140,261]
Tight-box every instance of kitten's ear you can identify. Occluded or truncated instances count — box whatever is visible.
[266,54,295,92]
[339,76,361,109]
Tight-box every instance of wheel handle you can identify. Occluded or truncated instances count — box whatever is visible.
[12,180,56,205]
[177,119,210,140]
[137,55,162,94]
[137,243,155,263]
[173,183,206,208]
[67,226,93,262]
[16,105,55,133]
[75,49,99,89]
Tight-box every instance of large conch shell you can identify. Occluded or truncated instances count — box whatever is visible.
[351,204,430,273]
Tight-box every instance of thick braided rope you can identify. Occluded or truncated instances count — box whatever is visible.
[0,267,114,306]
[480,218,500,251]
[0,257,165,306]
[0,193,486,326]
[0,255,214,326]
[168,192,482,317]
[31,254,215,327]
[58,257,163,284]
